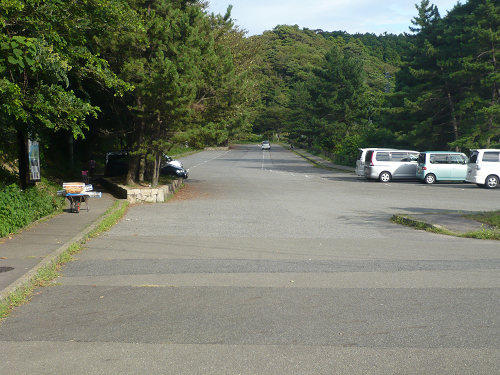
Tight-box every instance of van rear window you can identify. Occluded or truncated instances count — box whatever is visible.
[376,152,390,161]
[482,152,500,162]
[365,151,373,162]
[390,152,408,162]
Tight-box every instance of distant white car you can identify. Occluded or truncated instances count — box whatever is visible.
[163,154,183,168]
[261,141,271,150]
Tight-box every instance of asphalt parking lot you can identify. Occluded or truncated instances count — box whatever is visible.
[1,144,499,374]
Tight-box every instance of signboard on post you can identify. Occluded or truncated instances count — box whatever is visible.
[27,139,41,183]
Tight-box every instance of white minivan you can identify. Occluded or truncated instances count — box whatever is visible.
[355,148,395,176]
[364,149,419,182]
[466,149,500,188]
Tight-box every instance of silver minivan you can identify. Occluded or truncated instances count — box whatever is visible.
[364,149,419,182]
[466,149,500,188]
[416,151,468,184]
[355,148,394,176]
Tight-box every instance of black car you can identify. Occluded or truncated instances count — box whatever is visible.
[160,164,189,179]
[105,151,129,177]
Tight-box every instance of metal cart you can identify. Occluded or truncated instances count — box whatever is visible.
[65,193,90,213]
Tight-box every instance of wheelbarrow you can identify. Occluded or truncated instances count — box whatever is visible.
[58,182,101,213]
[65,193,90,213]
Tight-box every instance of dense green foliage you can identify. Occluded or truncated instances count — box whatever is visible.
[253,0,500,158]
[0,0,261,188]
[252,24,406,156]
[0,179,65,237]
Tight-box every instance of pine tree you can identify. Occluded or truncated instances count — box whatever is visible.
[309,42,368,150]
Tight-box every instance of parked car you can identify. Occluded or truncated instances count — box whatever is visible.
[160,164,189,179]
[261,141,271,150]
[105,150,129,177]
[163,154,183,168]
[356,148,395,176]
[105,151,187,179]
[416,151,468,184]
[364,149,419,182]
[466,149,500,188]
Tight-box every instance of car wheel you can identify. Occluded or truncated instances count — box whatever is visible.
[484,175,499,189]
[378,171,391,182]
[424,174,436,184]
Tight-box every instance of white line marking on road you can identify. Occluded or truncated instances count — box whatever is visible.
[189,150,230,169]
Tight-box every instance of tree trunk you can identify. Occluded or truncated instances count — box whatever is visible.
[151,153,161,187]
[126,99,145,185]
[138,155,146,182]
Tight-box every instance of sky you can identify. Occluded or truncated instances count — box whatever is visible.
[206,0,461,36]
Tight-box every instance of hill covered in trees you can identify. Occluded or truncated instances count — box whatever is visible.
[251,0,500,157]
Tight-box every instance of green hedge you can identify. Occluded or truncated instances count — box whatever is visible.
[0,180,65,237]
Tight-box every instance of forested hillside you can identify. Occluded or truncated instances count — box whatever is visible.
[253,0,500,157]
[2,0,500,190]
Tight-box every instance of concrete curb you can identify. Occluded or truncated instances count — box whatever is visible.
[391,215,452,234]
[0,202,124,304]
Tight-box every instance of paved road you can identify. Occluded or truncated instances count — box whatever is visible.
[1,144,500,374]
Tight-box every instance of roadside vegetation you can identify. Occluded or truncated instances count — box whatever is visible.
[461,211,500,240]
[391,212,500,240]
[0,179,65,238]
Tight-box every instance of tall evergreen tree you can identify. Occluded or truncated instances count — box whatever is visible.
[395,0,465,151]
[451,0,500,148]
[309,42,368,150]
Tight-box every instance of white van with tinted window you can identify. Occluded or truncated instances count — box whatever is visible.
[466,149,500,188]
[364,149,419,182]
[355,148,394,176]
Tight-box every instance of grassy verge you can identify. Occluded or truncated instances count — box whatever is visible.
[0,200,128,320]
[460,210,500,240]
[287,147,354,173]
[391,211,500,240]
[462,210,500,227]
[389,215,455,235]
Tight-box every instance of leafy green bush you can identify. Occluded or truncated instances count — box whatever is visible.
[0,180,65,237]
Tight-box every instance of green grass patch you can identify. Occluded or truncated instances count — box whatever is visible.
[459,210,500,240]
[460,229,500,240]
[88,200,128,237]
[462,210,500,228]
[390,215,454,235]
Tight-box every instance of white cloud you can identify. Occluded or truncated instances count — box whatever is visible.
[206,0,461,36]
